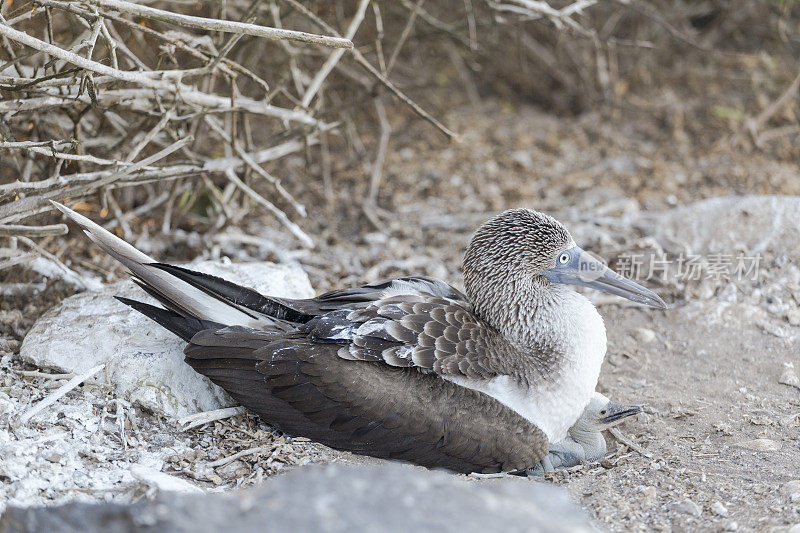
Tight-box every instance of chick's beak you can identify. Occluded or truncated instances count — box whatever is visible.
[599,402,642,426]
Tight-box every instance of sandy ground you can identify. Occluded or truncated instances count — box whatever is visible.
[566,303,800,531]
[4,99,800,530]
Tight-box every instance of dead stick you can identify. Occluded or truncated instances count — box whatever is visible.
[19,364,105,425]
[0,223,68,237]
[88,0,352,49]
[282,0,458,141]
[609,427,654,459]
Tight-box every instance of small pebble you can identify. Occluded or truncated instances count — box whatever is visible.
[0,338,20,352]
[205,472,223,486]
[363,232,388,245]
[786,308,800,326]
[782,480,800,495]
[640,486,658,504]
[711,501,729,517]
[510,150,534,170]
[216,459,248,478]
[634,328,656,344]
[779,363,800,390]
[757,320,790,338]
[44,452,63,464]
[724,521,738,531]
[672,498,702,517]
[0,398,14,417]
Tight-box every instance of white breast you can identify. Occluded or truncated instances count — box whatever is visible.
[448,287,607,443]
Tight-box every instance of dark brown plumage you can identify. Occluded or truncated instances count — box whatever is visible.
[184,326,546,473]
[119,271,550,473]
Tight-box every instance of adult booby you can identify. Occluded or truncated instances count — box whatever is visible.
[53,202,665,473]
[529,392,642,475]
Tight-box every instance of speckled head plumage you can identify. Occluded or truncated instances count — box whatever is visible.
[464,209,575,279]
[461,208,579,338]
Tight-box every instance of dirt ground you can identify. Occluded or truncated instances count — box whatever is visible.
[4,97,800,531]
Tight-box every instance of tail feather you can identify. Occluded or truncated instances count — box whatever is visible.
[114,296,223,342]
[131,279,188,316]
[150,263,314,323]
[51,201,269,328]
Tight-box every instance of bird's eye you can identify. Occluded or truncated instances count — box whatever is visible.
[558,253,570,264]
[600,410,606,415]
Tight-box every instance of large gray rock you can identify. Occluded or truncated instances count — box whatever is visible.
[654,195,800,256]
[19,260,314,419]
[0,463,596,533]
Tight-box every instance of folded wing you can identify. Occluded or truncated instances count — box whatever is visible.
[185,326,547,473]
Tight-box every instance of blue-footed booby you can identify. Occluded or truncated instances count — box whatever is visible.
[529,392,642,475]
[52,202,665,473]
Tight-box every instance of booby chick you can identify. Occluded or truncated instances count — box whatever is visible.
[528,392,642,475]
[53,203,665,474]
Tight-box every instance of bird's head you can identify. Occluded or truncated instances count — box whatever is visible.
[463,209,667,310]
[579,392,642,432]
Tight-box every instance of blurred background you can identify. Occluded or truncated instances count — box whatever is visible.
[2,1,799,301]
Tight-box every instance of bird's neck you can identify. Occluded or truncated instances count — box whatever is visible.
[465,273,570,348]
[568,425,608,460]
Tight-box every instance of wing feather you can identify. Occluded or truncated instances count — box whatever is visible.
[301,295,516,381]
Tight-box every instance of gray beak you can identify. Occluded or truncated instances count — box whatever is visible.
[599,402,642,425]
[542,246,668,309]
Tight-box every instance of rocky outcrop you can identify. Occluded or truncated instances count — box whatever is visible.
[19,260,315,419]
[0,463,595,533]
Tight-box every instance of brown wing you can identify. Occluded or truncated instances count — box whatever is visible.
[301,295,518,381]
[185,326,548,473]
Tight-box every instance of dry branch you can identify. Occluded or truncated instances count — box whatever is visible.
[282,0,458,140]
[300,0,371,107]
[1,0,701,277]
[0,224,68,237]
[88,0,353,49]
[19,364,105,425]
[0,0,354,248]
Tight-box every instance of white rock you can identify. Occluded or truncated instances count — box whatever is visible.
[672,498,702,517]
[757,320,790,338]
[639,486,658,504]
[779,363,800,390]
[20,261,315,420]
[216,459,249,478]
[789,524,800,533]
[634,328,656,344]
[655,195,800,256]
[0,397,14,417]
[782,480,800,495]
[711,501,728,517]
[510,150,534,170]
